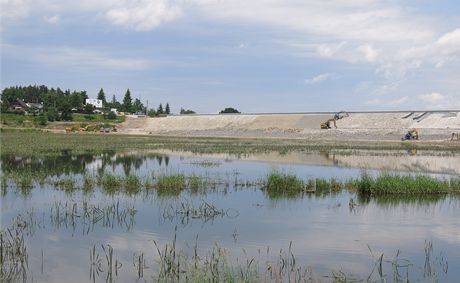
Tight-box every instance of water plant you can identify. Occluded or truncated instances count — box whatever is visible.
[124,175,141,194]
[155,174,186,195]
[265,172,305,193]
[98,173,123,193]
[358,174,453,195]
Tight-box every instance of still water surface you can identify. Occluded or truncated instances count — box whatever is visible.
[1,149,459,282]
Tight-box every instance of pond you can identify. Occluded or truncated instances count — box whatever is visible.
[1,149,459,282]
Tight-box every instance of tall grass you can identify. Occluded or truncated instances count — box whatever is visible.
[265,172,304,193]
[155,175,186,195]
[358,174,453,195]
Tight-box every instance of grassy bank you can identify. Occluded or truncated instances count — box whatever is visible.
[0,113,124,128]
[2,131,460,157]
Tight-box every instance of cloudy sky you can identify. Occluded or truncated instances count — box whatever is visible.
[1,0,460,113]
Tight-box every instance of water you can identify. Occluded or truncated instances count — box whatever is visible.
[1,149,460,282]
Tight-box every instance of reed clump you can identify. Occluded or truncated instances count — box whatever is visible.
[155,174,186,193]
[265,172,304,193]
[98,173,123,193]
[357,174,454,195]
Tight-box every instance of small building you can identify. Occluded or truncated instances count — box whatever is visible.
[85,99,103,109]
[9,99,43,114]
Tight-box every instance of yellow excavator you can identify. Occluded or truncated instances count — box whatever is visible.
[320,111,348,129]
[320,118,337,129]
[65,125,80,133]
[402,128,419,141]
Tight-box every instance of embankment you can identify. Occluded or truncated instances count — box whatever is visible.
[117,111,460,142]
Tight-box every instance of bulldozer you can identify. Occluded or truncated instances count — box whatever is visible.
[402,129,419,141]
[320,118,337,129]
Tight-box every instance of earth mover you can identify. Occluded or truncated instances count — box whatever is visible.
[402,129,419,141]
[320,118,337,129]
[65,125,80,133]
[320,111,348,129]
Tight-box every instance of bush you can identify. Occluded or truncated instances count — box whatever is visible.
[46,107,59,121]
[84,104,95,114]
[36,113,48,126]
[148,109,157,117]
[105,111,117,120]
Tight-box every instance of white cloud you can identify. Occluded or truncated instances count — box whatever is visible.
[2,0,460,107]
[419,92,445,104]
[3,44,149,70]
[389,96,409,105]
[105,0,182,31]
[0,0,31,22]
[305,73,335,85]
[44,14,60,24]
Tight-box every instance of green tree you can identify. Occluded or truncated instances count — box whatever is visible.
[165,103,170,114]
[60,102,73,121]
[123,89,133,113]
[1,100,8,113]
[219,107,240,114]
[46,106,59,121]
[157,103,164,114]
[84,104,95,114]
[147,109,157,117]
[104,111,117,120]
[180,108,196,114]
[97,88,106,105]
[133,98,144,114]
[69,92,83,109]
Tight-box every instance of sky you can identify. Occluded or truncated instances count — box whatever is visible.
[1,0,460,113]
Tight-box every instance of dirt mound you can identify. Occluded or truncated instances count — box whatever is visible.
[117,112,460,141]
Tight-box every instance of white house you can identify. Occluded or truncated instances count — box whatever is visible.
[85,99,103,109]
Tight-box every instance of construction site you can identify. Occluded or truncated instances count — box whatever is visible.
[116,110,460,142]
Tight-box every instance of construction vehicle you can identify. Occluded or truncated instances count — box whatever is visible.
[334,111,349,120]
[320,111,349,129]
[402,129,419,141]
[85,124,97,132]
[65,125,80,133]
[320,118,337,129]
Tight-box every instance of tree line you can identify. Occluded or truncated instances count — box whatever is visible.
[0,85,174,121]
[1,85,242,121]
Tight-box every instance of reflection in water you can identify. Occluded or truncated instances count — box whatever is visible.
[1,149,460,283]
[2,148,460,178]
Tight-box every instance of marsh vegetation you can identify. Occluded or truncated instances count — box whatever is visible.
[1,132,460,282]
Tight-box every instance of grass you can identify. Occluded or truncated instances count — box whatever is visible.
[358,174,454,195]
[2,131,460,158]
[2,167,459,196]
[98,173,123,193]
[72,113,125,123]
[155,174,186,195]
[0,113,124,128]
[263,171,459,197]
[124,175,141,194]
[265,172,305,193]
